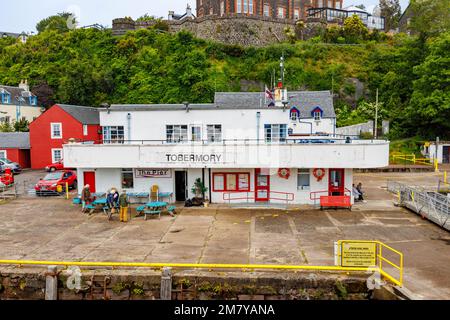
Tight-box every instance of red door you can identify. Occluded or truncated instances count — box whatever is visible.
[329,169,345,196]
[83,172,96,193]
[255,169,270,202]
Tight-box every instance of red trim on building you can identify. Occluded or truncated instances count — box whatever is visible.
[212,172,251,192]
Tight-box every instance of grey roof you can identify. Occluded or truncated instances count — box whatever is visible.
[110,91,336,118]
[56,104,100,125]
[214,91,336,118]
[0,85,36,107]
[1,32,21,38]
[0,132,30,149]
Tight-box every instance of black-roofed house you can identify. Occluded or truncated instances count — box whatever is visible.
[62,89,389,205]
[0,80,42,125]
[0,132,31,168]
[29,104,101,169]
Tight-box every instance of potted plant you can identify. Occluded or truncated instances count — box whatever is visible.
[191,178,208,206]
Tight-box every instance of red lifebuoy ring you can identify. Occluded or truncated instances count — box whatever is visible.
[313,168,326,182]
[278,168,291,179]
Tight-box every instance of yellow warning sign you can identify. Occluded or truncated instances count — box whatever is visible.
[341,241,377,267]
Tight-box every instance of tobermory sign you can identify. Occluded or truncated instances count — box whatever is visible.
[135,168,171,178]
[165,153,223,163]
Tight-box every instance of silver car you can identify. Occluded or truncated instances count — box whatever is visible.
[0,158,22,174]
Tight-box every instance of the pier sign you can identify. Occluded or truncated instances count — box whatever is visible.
[135,168,172,178]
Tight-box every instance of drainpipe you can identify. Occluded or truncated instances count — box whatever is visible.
[256,112,261,143]
[299,119,313,135]
[127,113,131,144]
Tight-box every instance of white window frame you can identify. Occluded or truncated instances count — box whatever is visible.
[50,123,62,139]
[314,111,322,121]
[0,150,7,159]
[263,4,270,17]
[51,148,63,163]
[207,124,222,143]
[278,7,285,18]
[190,125,202,142]
[290,111,298,121]
[265,124,287,143]
[166,125,188,143]
[297,169,311,190]
[220,1,225,16]
[121,168,134,190]
[103,126,125,144]
[83,124,88,136]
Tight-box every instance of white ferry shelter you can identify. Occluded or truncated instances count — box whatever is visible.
[64,90,389,206]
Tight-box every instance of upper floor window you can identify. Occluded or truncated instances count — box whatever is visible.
[103,126,124,144]
[207,124,222,143]
[29,96,38,106]
[220,1,225,16]
[265,124,287,143]
[294,8,300,20]
[51,123,62,139]
[263,4,270,17]
[1,92,11,104]
[290,108,300,121]
[278,7,286,19]
[83,125,88,136]
[314,111,322,121]
[317,0,323,7]
[191,125,202,142]
[335,0,341,9]
[166,125,188,143]
[236,0,254,14]
[328,0,333,7]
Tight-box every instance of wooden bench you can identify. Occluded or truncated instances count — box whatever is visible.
[144,210,161,220]
[320,196,352,211]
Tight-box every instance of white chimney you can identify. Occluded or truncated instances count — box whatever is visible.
[19,79,29,92]
[168,11,175,20]
[186,4,192,17]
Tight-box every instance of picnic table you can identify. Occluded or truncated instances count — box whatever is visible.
[135,201,168,220]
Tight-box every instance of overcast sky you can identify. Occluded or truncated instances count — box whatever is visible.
[1,0,409,33]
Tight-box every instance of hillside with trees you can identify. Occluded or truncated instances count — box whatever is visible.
[0,0,448,139]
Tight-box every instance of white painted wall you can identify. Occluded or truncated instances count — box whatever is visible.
[100,109,335,142]
[0,105,42,124]
[65,141,390,169]
[429,144,450,164]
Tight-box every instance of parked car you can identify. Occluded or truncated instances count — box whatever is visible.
[45,160,66,172]
[35,170,77,196]
[0,158,22,174]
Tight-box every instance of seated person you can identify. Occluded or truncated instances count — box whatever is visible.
[357,183,365,201]
[352,184,361,202]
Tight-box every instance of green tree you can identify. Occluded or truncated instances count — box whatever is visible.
[406,32,450,138]
[408,0,450,39]
[136,14,156,22]
[343,15,368,43]
[379,0,401,31]
[36,12,77,33]
[14,118,29,132]
[0,122,14,132]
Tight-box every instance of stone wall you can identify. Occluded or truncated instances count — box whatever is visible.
[0,267,378,300]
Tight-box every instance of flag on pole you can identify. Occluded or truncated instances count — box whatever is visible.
[265,85,275,107]
[265,86,274,101]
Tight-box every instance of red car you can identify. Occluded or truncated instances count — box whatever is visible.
[45,160,66,172]
[35,170,77,196]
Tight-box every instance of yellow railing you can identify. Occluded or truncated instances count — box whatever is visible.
[0,241,404,287]
[336,240,403,287]
[391,152,438,171]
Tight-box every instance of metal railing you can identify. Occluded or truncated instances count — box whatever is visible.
[0,240,404,287]
[67,136,388,147]
[387,181,450,231]
[223,190,295,206]
[390,152,436,167]
[310,188,352,206]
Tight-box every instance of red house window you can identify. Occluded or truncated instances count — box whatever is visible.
[213,173,251,192]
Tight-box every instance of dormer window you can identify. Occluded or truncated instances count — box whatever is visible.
[1,92,11,104]
[290,107,300,121]
[29,96,38,106]
[314,111,321,121]
[311,107,324,121]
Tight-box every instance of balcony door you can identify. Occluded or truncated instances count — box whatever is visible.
[329,169,345,196]
[255,169,270,202]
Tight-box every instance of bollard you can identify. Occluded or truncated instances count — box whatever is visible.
[160,267,172,300]
[45,266,58,300]
[66,182,69,200]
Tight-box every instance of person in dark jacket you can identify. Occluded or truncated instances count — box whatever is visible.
[81,184,93,211]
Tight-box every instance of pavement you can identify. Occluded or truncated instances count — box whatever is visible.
[0,170,449,300]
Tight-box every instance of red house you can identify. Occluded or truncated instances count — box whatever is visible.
[29,104,101,169]
[0,132,31,168]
